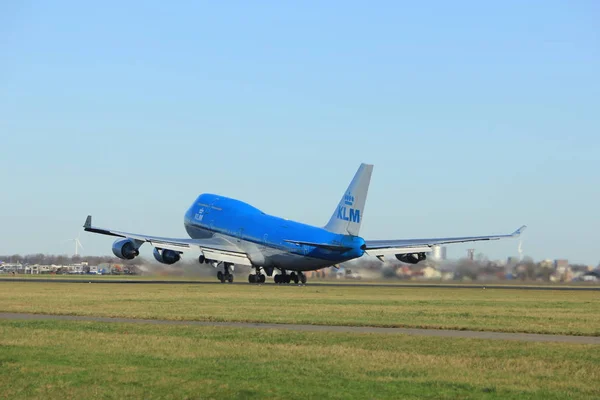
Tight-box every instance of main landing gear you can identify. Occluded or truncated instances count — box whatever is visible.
[198,255,234,283]
[248,267,266,284]
[274,270,307,285]
[216,262,234,283]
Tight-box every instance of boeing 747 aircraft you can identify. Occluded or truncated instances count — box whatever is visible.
[84,164,526,284]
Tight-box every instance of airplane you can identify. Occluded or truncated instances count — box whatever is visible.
[83,163,526,284]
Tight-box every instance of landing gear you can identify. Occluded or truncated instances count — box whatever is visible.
[290,272,299,284]
[274,271,288,284]
[248,274,266,283]
[249,267,266,284]
[273,270,306,284]
[217,263,234,283]
[299,272,307,284]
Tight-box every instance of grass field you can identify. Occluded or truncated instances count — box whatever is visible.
[3,274,598,287]
[1,319,598,399]
[0,282,598,335]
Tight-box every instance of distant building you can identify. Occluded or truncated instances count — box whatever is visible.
[581,271,600,282]
[554,259,569,271]
[551,259,573,282]
[467,249,475,261]
[506,256,519,266]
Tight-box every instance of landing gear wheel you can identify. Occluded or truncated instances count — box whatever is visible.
[198,255,206,264]
[290,272,299,284]
[300,273,307,284]
[218,263,233,283]
[274,275,280,284]
[249,267,265,284]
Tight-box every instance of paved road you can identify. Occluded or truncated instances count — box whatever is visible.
[1,278,598,291]
[1,312,598,344]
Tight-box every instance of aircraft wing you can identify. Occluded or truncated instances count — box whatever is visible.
[365,226,526,257]
[83,215,252,266]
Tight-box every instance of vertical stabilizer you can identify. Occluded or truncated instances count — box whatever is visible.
[324,163,373,236]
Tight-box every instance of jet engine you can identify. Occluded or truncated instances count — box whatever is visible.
[395,252,427,264]
[112,239,140,260]
[153,248,181,265]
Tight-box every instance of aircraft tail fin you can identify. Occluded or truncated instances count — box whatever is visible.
[324,163,373,236]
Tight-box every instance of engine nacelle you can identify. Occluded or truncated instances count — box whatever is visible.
[112,239,140,260]
[153,248,181,265]
[395,252,427,264]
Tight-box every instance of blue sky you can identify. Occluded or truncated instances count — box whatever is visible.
[1,1,598,264]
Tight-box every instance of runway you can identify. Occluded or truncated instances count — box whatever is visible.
[0,277,599,290]
[1,312,598,344]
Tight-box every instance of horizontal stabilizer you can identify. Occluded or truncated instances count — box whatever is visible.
[284,240,352,252]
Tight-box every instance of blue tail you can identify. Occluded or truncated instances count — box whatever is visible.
[324,163,373,236]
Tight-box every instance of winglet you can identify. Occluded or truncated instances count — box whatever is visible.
[512,225,527,237]
[84,215,92,229]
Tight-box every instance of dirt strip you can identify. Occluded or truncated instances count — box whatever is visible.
[1,312,598,344]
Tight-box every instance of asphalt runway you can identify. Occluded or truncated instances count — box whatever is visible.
[1,312,598,344]
[0,277,599,290]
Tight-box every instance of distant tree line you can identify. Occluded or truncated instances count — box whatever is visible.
[382,253,599,282]
[0,254,141,266]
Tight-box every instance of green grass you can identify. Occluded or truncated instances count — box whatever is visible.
[3,274,597,287]
[0,274,213,281]
[0,283,598,335]
[0,319,598,399]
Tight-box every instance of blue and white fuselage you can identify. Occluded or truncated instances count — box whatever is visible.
[184,194,365,272]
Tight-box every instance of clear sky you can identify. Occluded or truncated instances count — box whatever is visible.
[1,1,598,265]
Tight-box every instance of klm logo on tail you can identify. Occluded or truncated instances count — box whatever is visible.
[324,163,372,235]
[337,192,360,223]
